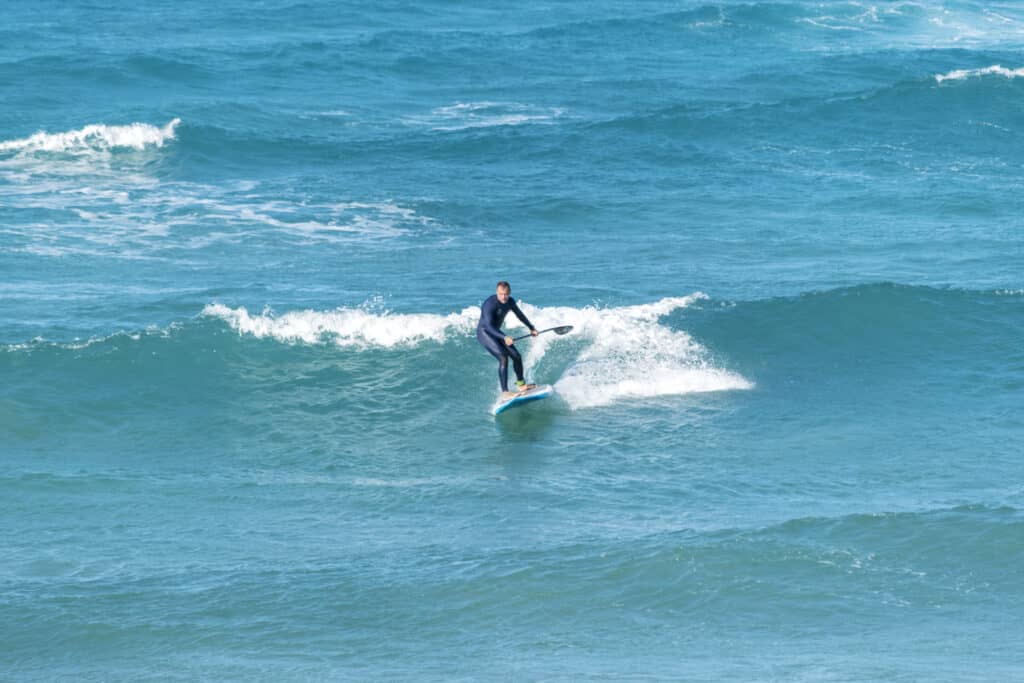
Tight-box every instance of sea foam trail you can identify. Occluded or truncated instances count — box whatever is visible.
[205,294,753,409]
[934,65,1024,83]
[0,119,181,154]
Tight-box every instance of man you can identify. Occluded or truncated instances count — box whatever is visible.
[477,281,539,399]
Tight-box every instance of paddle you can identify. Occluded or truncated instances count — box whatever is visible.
[513,325,573,341]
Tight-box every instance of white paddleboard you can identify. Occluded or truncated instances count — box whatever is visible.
[493,384,554,416]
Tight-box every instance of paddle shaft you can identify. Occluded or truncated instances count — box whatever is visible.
[513,326,571,342]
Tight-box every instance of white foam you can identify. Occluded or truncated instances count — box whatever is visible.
[2,325,178,352]
[0,118,181,154]
[790,3,1024,52]
[230,200,421,241]
[203,303,479,348]
[0,171,432,257]
[935,65,1024,83]
[513,294,753,409]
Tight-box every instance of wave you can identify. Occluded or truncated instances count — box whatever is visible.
[12,283,1022,410]
[207,294,752,408]
[408,102,566,131]
[934,64,1024,83]
[577,503,1024,605]
[3,295,752,411]
[369,502,1024,625]
[0,118,181,155]
[7,284,1021,415]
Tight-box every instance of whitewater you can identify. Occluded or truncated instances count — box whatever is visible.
[3,0,1024,680]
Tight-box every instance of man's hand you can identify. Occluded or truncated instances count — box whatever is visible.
[531,329,539,337]
[504,336,514,346]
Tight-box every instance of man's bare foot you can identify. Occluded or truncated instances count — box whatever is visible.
[501,391,519,401]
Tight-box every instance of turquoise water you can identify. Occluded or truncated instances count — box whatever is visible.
[3,1,1024,679]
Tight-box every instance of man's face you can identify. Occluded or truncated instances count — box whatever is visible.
[496,286,510,304]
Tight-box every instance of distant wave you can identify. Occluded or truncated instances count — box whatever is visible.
[0,118,181,155]
[935,65,1024,83]
[410,102,565,131]
[590,63,1024,142]
[513,2,1024,49]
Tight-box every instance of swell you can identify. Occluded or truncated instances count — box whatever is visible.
[3,502,1021,679]
[5,500,1020,620]
[688,283,1023,345]
[0,51,222,89]
[429,504,1024,608]
[358,2,927,46]
[683,283,1024,392]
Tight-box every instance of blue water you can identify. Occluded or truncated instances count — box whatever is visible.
[3,1,1024,679]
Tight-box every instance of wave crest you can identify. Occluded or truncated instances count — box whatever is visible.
[935,65,1024,83]
[0,118,181,155]
[202,303,478,348]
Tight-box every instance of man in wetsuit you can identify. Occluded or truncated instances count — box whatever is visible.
[477,281,538,399]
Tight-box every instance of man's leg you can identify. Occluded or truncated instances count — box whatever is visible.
[497,354,510,392]
[478,331,511,392]
[507,344,525,386]
[507,345,534,391]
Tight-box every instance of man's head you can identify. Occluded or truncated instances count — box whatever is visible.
[496,281,511,303]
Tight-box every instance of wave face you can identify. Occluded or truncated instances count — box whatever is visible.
[5,0,1024,679]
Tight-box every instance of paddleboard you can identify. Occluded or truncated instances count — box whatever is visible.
[493,384,554,416]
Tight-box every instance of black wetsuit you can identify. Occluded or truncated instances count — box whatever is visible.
[476,294,535,392]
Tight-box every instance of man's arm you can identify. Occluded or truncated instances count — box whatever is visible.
[509,299,536,333]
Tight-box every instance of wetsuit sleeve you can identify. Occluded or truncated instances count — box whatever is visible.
[509,299,535,332]
[480,297,507,341]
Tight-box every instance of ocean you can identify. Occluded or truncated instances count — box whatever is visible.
[2,1,1023,679]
